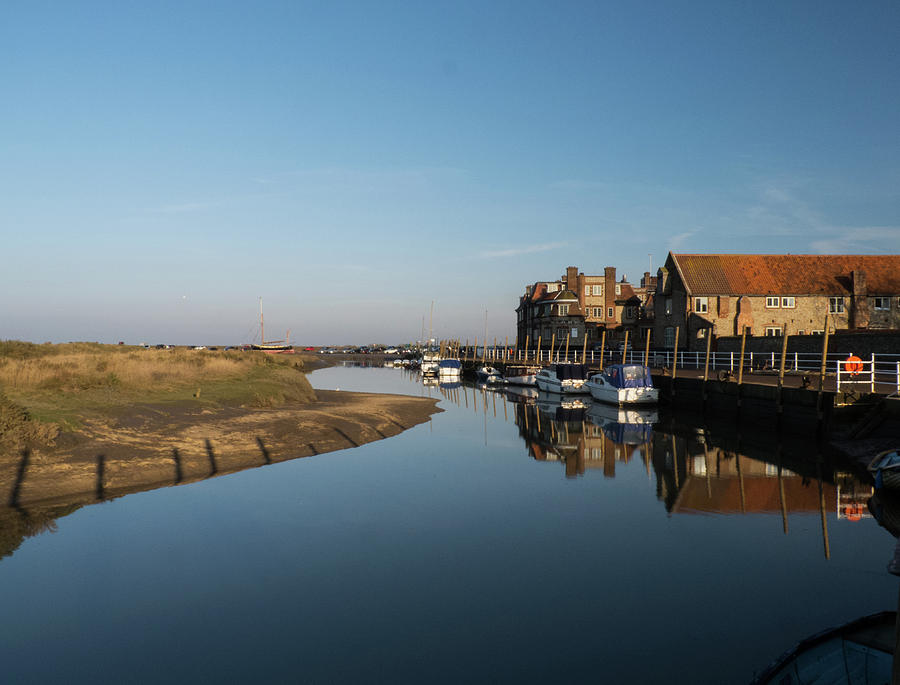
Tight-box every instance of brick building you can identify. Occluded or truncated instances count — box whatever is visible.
[654,253,900,351]
[516,266,656,349]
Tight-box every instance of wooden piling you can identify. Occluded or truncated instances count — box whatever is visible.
[621,330,629,364]
[582,332,588,364]
[599,330,606,371]
[817,314,830,420]
[644,327,651,367]
[777,324,789,418]
[537,335,542,363]
[550,333,556,363]
[564,333,570,361]
[737,326,747,386]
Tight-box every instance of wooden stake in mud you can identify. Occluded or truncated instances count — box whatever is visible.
[537,335,542,363]
[524,335,530,362]
[564,333,570,361]
[599,330,607,371]
[621,330,629,364]
[644,328,651,367]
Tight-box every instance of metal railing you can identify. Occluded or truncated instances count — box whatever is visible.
[472,348,900,394]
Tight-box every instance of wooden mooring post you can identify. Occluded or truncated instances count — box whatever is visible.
[644,328,651,367]
[599,330,606,371]
[621,330,629,364]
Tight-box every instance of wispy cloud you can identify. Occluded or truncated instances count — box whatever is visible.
[668,231,698,252]
[476,242,568,259]
[810,227,900,254]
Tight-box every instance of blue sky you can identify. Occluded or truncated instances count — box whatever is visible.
[2,1,898,345]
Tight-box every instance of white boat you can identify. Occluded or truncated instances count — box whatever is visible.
[421,354,439,376]
[503,364,540,386]
[534,364,590,394]
[476,366,503,383]
[437,358,462,378]
[585,364,658,405]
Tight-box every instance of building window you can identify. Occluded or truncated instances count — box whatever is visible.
[781,297,795,308]
[664,297,672,316]
[571,328,578,338]
[798,330,805,335]
[546,283,558,293]
[874,297,890,310]
[664,327,675,348]
[765,327,783,337]
[592,285,603,296]
[766,296,780,308]
[615,284,621,295]
[829,297,844,313]
[593,307,603,318]
[558,305,569,316]
[694,297,708,313]
[607,307,614,319]
[556,327,567,339]
[584,285,590,297]
[625,306,637,319]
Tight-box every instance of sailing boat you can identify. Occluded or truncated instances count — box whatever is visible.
[250,298,294,353]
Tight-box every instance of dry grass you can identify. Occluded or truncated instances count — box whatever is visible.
[0,342,316,436]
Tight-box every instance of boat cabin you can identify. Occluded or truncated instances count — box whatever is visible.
[594,364,654,389]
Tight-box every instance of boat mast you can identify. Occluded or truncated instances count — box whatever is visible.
[429,300,434,351]
[259,297,265,344]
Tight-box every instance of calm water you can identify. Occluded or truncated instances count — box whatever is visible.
[0,364,896,683]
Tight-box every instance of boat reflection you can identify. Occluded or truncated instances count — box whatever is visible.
[513,392,649,479]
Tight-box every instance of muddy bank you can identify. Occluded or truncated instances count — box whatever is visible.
[1,389,441,511]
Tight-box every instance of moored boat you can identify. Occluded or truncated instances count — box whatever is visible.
[437,358,462,378]
[476,366,503,383]
[503,364,540,386]
[750,611,894,684]
[534,363,590,394]
[868,449,900,490]
[584,364,657,405]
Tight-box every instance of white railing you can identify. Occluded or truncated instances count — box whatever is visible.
[496,349,900,394]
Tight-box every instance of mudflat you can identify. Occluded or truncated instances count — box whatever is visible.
[0,344,441,509]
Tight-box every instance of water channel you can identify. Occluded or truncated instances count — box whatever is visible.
[0,363,896,683]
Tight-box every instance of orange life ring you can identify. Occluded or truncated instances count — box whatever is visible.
[844,355,862,375]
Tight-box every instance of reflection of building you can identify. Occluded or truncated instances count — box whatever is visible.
[514,401,651,479]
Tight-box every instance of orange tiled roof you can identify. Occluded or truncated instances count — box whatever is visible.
[672,254,900,296]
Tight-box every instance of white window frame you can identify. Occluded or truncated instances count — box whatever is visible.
[829,297,844,313]
[593,307,603,318]
[592,285,603,296]
[694,297,708,314]
[764,327,783,337]
[874,296,890,310]
[584,285,590,297]
[571,327,578,338]
[781,296,795,308]
[766,296,780,308]
[615,284,621,295]
[607,307,614,319]
[546,283,558,293]
[558,304,569,316]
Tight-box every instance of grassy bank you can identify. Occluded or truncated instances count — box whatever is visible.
[0,342,316,441]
